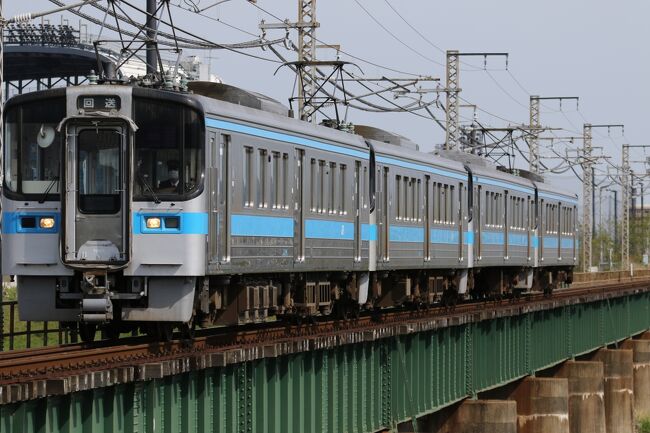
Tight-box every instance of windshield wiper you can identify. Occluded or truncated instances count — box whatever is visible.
[137,171,161,204]
[38,177,59,204]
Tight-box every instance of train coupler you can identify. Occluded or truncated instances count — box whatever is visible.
[80,296,114,322]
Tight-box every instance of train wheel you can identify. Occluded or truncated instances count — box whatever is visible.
[352,303,361,319]
[180,319,196,340]
[157,323,174,342]
[79,323,97,343]
[103,325,121,340]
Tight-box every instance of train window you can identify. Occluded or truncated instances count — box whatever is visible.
[330,162,337,214]
[4,97,65,198]
[395,174,404,220]
[442,183,447,222]
[257,149,268,208]
[282,153,289,209]
[406,177,412,221]
[417,179,422,222]
[340,164,347,215]
[360,165,370,209]
[133,98,204,200]
[310,159,317,211]
[77,129,121,214]
[319,160,327,213]
[449,185,455,224]
[243,146,254,207]
[271,152,280,209]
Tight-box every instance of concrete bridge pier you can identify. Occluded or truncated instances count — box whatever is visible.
[593,348,635,433]
[419,399,517,433]
[507,376,570,433]
[622,337,650,418]
[555,360,606,433]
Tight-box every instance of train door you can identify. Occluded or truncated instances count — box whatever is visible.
[458,182,464,261]
[354,161,362,262]
[572,206,577,259]
[527,196,532,260]
[476,185,482,260]
[62,123,129,265]
[381,167,390,261]
[294,149,305,262]
[504,191,509,260]
[208,132,230,269]
[557,203,562,258]
[424,176,430,261]
[537,200,547,261]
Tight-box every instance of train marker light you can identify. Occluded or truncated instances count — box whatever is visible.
[39,217,55,229]
[146,217,161,229]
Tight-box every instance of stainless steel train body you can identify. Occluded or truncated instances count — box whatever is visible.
[1,83,577,335]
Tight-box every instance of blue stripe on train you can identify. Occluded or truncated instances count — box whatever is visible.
[305,219,354,240]
[561,238,574,249]
[482,231,504,245]
[389,226,425,243]
[431,228,459,244]
[231,214,294,237]
[361,224,377,241]
[509,233,528,246]
[230,215,378,241]
[387,226,474,245]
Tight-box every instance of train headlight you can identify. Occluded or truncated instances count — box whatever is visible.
[39,217,55,229]
[146,217,161,229]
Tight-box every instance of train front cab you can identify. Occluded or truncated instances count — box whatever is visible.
[3,86,207,336]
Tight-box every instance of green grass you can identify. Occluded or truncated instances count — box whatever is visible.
[638,416,650,433]
[2,283,71,350]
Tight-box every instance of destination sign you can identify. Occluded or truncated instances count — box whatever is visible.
[77,95,121,111]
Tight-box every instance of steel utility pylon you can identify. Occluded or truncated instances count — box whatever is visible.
[297,0,319,122]
[622,144,630,271]
[528,96,578,174]
[581,123,624,271]
[445,51,508,150]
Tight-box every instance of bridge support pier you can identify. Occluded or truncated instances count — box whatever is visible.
[593,348,635,433]
[421,399,517,433]
[555,360,606,433]
[622,337,650,418]
[507,376,570,433]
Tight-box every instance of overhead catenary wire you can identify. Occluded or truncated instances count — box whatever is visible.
[48,0,285,60]
[351,0,445,67]
[246,0,425,77]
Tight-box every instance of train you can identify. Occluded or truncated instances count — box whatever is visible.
[1,79,577,341]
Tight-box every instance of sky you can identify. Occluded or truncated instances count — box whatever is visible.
[6,0,650,219]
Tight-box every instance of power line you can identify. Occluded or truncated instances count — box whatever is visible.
[382,0,444,55]
[351,0,445,67]
[247,0,425,77]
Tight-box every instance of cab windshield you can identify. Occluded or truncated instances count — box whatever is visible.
[133,97,204,201]
[4,97,65,198]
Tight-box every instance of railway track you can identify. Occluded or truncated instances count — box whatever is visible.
[1,278,649,387]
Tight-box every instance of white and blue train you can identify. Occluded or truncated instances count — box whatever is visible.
[1,81,577,341]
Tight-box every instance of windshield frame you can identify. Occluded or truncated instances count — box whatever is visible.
[3,89,66,202]
[131,91,205,202]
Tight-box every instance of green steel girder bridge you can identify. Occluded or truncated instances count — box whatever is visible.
[1,283,649,433]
